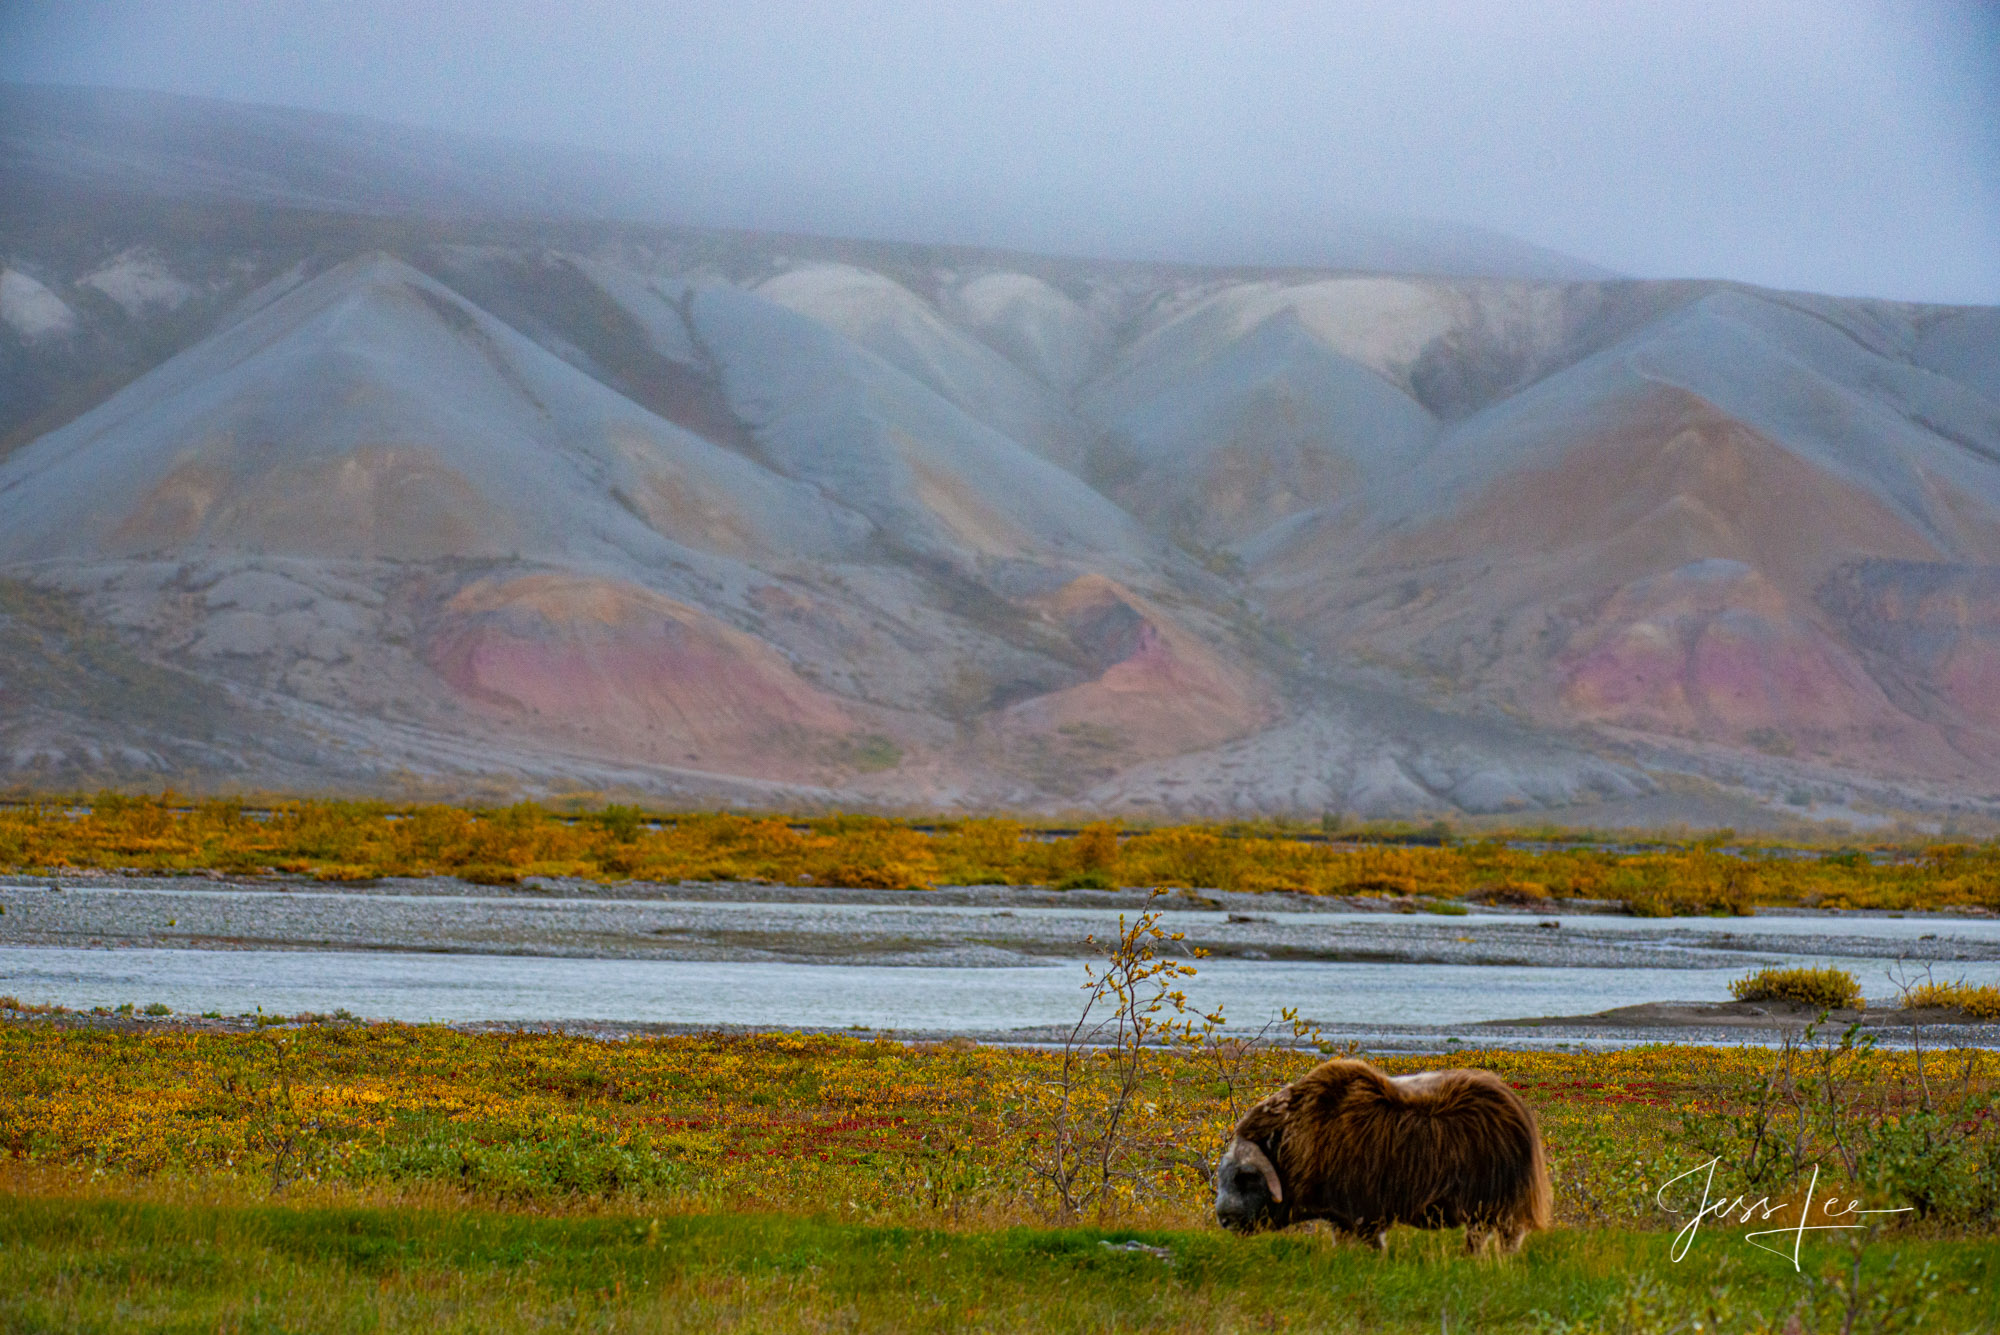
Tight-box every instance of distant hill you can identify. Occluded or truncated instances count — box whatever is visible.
[1,86,1995,826]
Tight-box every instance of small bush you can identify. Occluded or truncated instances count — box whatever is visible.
[1730,966,1861,1010]
[820,861,930,890]
[1349,874,1418,896]
[1473,880,1548,905]
[1901,980,2000,1019]
[141,1002,171,1016]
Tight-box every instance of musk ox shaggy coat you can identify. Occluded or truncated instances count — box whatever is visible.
[1214,1059,1551,1252]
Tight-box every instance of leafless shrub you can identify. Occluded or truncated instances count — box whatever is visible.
[1019,889,1211,1219]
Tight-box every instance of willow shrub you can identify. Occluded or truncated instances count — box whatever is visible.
[1729,966,1863,1010]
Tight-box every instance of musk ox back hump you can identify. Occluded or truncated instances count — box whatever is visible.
[1236,1059,1550,1239]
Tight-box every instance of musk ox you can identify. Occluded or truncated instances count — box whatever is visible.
[1214,1059,1551,1252]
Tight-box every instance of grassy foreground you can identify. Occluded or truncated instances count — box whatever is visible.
[4,1195,1994,1334]
[3,1020,1997,1331]
[0,1022,1886,1225]
[3,793,1999,912]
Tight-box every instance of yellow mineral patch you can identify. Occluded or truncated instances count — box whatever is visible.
[904,446,1028,557]
[115,442,509,560]
[1383,391,1942,597]
[224,446,509,560]
[444,573,646,626]
[110,452,230,550]
[606,424,757,557]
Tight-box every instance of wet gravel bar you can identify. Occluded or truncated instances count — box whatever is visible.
[4,873,1999,1049]
[3,873,1997,971]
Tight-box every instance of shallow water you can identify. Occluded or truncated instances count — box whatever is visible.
[16,882,2000,941]
[8,944,2000,1033]
[7,885,1999,1038]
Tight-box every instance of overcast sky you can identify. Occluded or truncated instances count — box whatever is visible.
[4,0,1997,302]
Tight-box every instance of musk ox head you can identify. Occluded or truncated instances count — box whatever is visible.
[1214,1137,1287,1233]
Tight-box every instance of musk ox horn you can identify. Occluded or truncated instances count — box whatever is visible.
[1225,1136,1282,1202]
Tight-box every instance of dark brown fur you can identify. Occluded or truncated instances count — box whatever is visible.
[1218,1059,1551,1252]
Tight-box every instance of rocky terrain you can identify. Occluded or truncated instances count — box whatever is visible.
[2,85,1997,822]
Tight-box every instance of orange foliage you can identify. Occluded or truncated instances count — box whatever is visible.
[0,793,1993,912]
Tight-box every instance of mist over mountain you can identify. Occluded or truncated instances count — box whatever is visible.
[3,86,1997,826]
[0,85,1617,281]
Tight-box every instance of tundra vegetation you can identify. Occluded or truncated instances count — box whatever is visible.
[1730,966,1866,1011]
[2,792,1997,914]
[3,989,1999,1328]
[1901,981,2000,1020]
[1,1013,1996,1330]
[3,797,1999,1329]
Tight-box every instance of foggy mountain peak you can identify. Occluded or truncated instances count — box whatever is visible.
[1,84,1997,825]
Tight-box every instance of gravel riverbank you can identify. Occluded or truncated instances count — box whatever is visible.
[4,873,1998,1049]
[5,874,1998,970]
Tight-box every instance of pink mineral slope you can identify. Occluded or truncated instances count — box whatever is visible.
[1,161,1997,818]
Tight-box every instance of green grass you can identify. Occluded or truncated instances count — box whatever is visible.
[2,1196,1992,1333]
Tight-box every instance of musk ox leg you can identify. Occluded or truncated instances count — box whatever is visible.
[1329,1224,1385,1250]
[1312,1223,1376,1255]
[1465,1223,1529,1256]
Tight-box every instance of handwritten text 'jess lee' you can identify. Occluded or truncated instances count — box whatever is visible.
[1656,1158,1911,1270]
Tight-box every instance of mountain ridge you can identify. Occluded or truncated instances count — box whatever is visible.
[2,89,1997,826]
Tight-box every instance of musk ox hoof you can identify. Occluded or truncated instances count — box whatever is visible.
[1465,1225,1530,1255]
